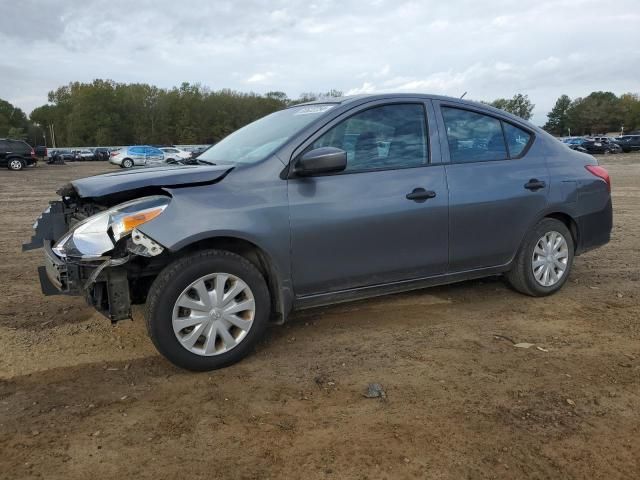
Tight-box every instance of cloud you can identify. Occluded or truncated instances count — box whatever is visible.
[246,72,275,84]
[0,0,639,125]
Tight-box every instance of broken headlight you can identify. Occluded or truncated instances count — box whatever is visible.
[52,196,170,259]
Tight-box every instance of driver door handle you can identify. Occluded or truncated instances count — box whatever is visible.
[406,188,437,202]
[524,179,546,191]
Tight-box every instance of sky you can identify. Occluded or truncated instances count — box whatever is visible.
[2,0,639,125]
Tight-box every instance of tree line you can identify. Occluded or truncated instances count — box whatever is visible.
[27,80,340,147]
[543,92,640,136]
[1,79,639,147]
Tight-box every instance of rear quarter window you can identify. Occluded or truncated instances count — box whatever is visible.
[503,123,531,157]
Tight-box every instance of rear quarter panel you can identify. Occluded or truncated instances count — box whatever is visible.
[544,138,612,253]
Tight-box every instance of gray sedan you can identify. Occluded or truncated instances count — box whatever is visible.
[26,94,612,371]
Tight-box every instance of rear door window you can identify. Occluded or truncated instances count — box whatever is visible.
[441,107,534,162]
[442,107,507,163]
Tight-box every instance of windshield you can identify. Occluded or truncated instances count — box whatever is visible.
[198,104,336,165]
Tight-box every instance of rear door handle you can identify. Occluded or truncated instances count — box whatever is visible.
[406,188,437,202]
[524,179,546,191]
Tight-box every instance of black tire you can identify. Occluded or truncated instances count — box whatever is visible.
[8,158,25,171]
[122,158,134,168]
[145,249,271,371]
[506,218,574,297]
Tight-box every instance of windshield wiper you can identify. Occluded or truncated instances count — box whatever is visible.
[194,159,216,165]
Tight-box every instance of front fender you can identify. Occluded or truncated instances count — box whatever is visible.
[137,168,293,316]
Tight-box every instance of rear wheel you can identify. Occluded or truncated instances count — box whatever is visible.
[122,158,134,168]
[8,159,24,171]
[506,218,574,296]
[145,249,271,371]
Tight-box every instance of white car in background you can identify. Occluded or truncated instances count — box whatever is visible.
[160,147,191,162]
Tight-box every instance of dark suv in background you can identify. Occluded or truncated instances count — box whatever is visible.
[0,138,37,170]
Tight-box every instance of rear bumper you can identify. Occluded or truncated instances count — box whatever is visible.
[575,198,613,255]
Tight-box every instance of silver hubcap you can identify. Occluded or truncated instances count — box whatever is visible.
[532,231,569,287]
[172,273,255,356]
[10,160,22,169]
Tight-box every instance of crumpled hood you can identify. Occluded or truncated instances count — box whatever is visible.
[67,164,233,199]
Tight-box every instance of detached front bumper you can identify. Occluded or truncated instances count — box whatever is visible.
[24,202,133,322]
[38,241,67,294]
[38,241,132,321]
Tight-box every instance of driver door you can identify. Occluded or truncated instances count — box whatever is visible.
[288,102,449,296]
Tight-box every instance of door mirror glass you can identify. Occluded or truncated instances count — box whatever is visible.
[296,147,347,175]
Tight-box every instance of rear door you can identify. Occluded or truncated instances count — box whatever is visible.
[288,100,449,296]
[434,102,549,271]
[145,147,164,165]
[128,147,145,165]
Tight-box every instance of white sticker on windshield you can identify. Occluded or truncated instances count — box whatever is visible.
[294,105,335,115]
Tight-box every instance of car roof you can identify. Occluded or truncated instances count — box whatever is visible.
[291,93,536,129]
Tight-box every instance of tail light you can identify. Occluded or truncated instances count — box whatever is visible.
[585,165,611,192]
[110,151,118,156]
[30,149,35,157]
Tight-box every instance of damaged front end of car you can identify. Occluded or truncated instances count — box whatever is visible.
[23,189,171,322]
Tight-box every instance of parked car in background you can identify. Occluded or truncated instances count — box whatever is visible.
[26,94,613,371]
[94,147,110,161]
[565,138,620,154]
[561,137,584,146]
[189,145,210,158]
[0,138,37,170]
[34,146,48,159]
[74,149,96,161]
[109,145,165,168]
[160,147,192,162]
[50,149,76,162]
[613,135,640,152]
[582,139,621,154]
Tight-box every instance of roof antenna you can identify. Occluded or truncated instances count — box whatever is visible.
[460,91,467,99]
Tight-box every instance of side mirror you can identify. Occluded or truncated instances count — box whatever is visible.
[295,147,347,176]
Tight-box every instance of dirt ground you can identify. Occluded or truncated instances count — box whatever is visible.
[1,155,638,480]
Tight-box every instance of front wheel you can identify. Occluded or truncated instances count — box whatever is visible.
[145,249,271,371]
[506,218,574,296]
